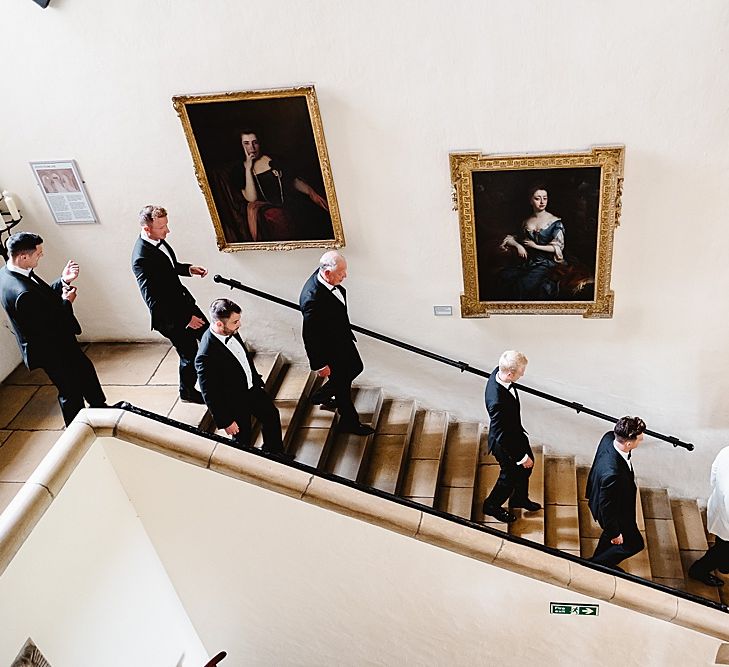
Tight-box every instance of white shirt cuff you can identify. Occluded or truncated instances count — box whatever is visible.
[516,454,529,465]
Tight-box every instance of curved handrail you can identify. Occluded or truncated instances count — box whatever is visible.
[213,274,694,452]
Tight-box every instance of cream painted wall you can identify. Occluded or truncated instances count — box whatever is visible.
[0,443,208,667]
[103,437,724,666]
[1,1,728,497]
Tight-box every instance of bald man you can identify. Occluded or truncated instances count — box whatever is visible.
[299,251,374,436]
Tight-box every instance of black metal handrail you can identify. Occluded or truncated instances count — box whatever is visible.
[112,402,724,613]
[213,274,694,452]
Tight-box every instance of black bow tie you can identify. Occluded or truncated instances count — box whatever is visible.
[330,285,339,292]
[155,240,165,248]
[627,451,632,460]
[225,333,240,345]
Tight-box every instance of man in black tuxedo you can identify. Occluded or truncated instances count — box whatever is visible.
[482,350,540,524]
[299,251,374,436]
[195,298,288,457]
[132,205,208,403]
[0,232,106,426]
[586,416,647,571]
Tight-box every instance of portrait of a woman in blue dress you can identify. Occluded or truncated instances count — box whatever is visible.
[496,185,566,300]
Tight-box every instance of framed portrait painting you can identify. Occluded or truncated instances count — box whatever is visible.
[173,85,344,251]
[450,145,624,318]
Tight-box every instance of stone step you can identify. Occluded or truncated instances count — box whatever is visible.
[543,455,579,554]
[435,422,479,520]
[400,410,448,508]
[289,377,338,468]
[363,399,416,494]
[323,387,383,482]
[509,447,544,545]
[642,488,683,581]
[253,364,316,450]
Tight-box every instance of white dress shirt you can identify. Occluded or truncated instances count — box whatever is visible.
[141,230,178,268]
[707,446,729,541]
[211,330,253,389]
[317,272,345,305]
[613,443,633,471]
[6,258,31,278]
[494,372,528,466]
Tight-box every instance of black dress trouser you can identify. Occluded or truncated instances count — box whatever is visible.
[484,441,534,508]
[162,311,208,396]
[231,387,284,454]
[310,349,364,428]
[690,536,729,576]
[42,343,106,426]
[591,524,644,568]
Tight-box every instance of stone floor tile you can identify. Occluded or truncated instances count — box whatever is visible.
[0,431,60,482]
[8,386,64,431]
[86,342,170,385]
[377,400,415,436]
[545,504,580,551]
[4,363,52,386]
[0,431,11,444]
[167,397,210,429]
[147,346,179,385]
[401,458,440,499]
[0,385,39,429]
[437,486,474,520]
[102,385,180,417]
[641,488,673,519]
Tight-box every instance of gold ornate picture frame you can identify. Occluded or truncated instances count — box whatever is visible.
[450,145,624,318]
[173,85,344,251]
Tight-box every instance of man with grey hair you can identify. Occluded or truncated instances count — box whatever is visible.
[299,251,374,436]
[482,350,539,524]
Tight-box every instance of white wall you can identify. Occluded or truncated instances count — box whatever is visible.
[1,0,728,497]
[0,443,208,667]
[103,437,723,666]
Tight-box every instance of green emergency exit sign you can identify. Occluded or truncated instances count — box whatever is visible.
[550,603,599,616]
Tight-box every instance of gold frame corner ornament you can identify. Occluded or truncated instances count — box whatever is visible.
[172,85,345,252]
[451,145,624,318]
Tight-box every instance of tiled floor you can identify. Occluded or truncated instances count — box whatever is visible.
[0,342,207,514]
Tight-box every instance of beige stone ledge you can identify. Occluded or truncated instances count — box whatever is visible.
[567,560,617,601]
[416,512,503,564]
[115,410,215,467]
[493,539,571,588]
[672,597,729,642]
[209,444,313,499]
[0,482,52,576]
[25,421,96,497]
[612,576,679,622]
[77,407,125,437]
[1,407,728,644]
[302,476,422,538]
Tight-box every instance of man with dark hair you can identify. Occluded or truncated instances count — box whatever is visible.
[0,232,106,425]
[586,416,647,570]
[299,251,374,436]
[131,205,208,403]
[482,350,540,524]
[195,298,288,458]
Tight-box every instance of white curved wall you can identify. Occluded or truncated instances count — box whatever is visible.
[1,0,728,497]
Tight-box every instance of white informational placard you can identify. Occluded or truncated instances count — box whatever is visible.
[29,160,97,224]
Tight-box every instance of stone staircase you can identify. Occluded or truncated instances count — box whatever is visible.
[237,352,726,606]
[0,344,725,609]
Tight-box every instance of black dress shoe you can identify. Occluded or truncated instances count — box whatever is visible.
[338,422,375,436]
[180,389,205,404]
[482,503,517,523]
[510,499,542,512]
[268,450,295,462]
[319,397,337,411]
[689,568,725,587]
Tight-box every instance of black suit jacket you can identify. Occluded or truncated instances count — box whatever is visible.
[131,236,199,334]
[586,432,637,539]
[484,369,530,462]
[0,265,82,369]
[195,329,264,430]
[299,270,360,373]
